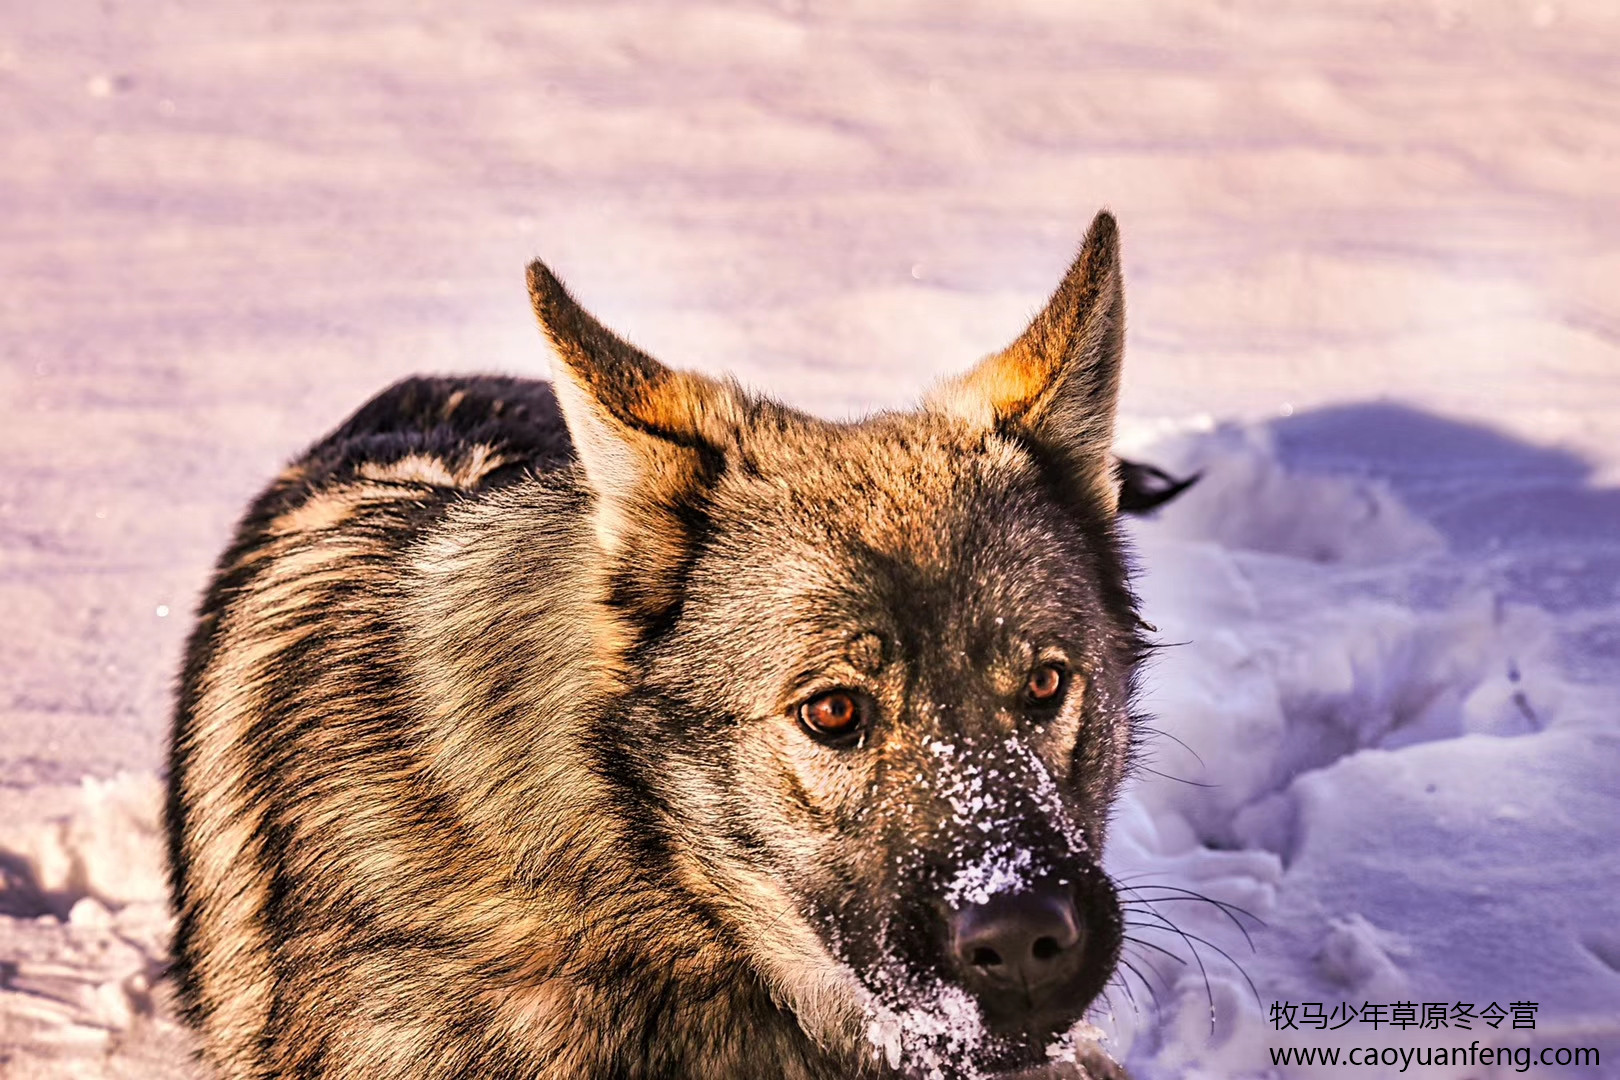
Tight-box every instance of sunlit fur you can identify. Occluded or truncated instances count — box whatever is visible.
[168,212,1155,1080]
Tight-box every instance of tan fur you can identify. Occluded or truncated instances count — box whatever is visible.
[170,214,1144,1080]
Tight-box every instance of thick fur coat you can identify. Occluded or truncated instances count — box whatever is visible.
[167,212,1160,1080]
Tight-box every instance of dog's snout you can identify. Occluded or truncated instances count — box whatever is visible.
[949,885,1086,1013]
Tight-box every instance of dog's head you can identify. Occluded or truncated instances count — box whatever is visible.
[529,212,1142,1079]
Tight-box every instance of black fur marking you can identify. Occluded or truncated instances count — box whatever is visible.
[316,375,575,485]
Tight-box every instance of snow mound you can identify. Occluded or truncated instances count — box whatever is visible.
[1102,409,1620,1076]
[0,773,168,917]
[0,775,197,1079]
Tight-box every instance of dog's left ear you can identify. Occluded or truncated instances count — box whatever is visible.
[928,210,1126,511]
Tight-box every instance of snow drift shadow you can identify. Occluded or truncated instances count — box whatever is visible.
[0,852,77,921]
[1267,402,1620,553]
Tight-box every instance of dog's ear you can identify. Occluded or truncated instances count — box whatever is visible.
[928,210,1126,511]
[526,261,744,560]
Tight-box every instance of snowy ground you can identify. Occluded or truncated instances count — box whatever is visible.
[2,1,1618,1076]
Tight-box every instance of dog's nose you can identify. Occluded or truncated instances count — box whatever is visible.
[949,885,1085,1014]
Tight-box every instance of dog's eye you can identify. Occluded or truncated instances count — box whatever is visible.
[1023,663,1066,707]
[798,690,867,745]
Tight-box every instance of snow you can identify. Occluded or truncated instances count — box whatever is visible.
[864,981,989,1080]
[3,1,1618,1077]
[1103,417,1620,1075]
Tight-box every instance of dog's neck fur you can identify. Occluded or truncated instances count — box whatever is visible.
[396,477,869,1079]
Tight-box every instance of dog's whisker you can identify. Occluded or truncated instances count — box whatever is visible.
[1131,724,1207,769]
[1109,890,1216,1033]
[1114,956,1162,1010]
[1120,885,1262,945]
[1129,764,1217,787]
[1122,910,1262,1009]
[1116,950,1171,1008]
[1121,932,1189,966]
[1104,970,1139,1015]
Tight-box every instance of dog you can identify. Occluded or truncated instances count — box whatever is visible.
[167,211,1182,1079]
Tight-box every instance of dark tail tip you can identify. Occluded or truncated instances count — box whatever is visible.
[1115,457,1201,515]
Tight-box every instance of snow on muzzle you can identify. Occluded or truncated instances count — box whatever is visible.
[916,735,1123,1038]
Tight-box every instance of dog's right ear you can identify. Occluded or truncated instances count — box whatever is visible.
[526,261,745,565]
[926,211,1126,511]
